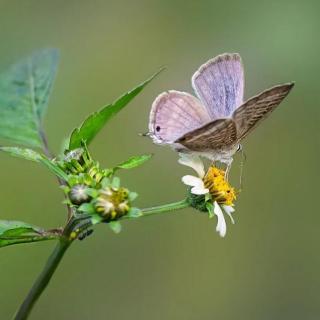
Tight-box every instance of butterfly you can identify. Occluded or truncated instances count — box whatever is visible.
[148,53,294,167]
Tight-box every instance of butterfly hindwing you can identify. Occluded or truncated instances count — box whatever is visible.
[192,53,244,119]
[233,83,294,140]
[176,118,237,151]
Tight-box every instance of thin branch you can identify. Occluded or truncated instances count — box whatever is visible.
[38,124,73,221]
[122,199,190,220]
[14,238,71,320]
[140,199,189,217]
[13,215,93,319]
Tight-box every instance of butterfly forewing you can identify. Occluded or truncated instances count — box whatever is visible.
[176,118,237,151]
[192,53,244,119]
[149,90,211,143]
[233,83,294,140]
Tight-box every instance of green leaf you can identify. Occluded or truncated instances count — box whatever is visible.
[101,177,111,188]
[0,146,68,181]
[206,202,215,219]
[90,214,103,225]
[111,176,120,189]
[78,203,96,214]
[0,220,60,248]
[85,188,99,198]
[108,221,122,234]
[0,49,59,147]
[114,154,153,171]
[127,207,142,218]
[38,157,69,181]
[68,68,163,150]
[128,192,138,202]
[0,146,42,161]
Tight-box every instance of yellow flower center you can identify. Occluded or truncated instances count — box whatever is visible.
[203,166,236,205]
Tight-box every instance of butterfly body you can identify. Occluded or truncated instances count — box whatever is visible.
[148,53,294,164]
[176,145,240,166]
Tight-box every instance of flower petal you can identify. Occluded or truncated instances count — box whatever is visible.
[178,154,205,178]
[222,205,235,224]
[182,175,209,195]
[213,201,227,237]
[182,175,203,188]
[191,186,209,195]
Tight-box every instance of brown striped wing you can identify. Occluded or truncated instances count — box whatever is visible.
[233,83,294,140]
[175,118,237,151]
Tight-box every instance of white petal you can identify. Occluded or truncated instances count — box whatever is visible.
[191,186,209,195]
[182,175,203,188]
[178,154,205,178]
[213,201,227,237]
[182,175,209,195]
[222,205,235,224]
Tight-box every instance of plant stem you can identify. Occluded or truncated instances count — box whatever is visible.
[13,201,189,319]
[38,124,53,159]
[14,238,72,320]
[39,125,73,221]
[140,199,190,217]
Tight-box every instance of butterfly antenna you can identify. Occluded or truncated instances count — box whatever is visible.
[222,158,233,182]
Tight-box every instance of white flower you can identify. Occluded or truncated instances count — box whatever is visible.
[178,154,236,238]
[178,154,209,195]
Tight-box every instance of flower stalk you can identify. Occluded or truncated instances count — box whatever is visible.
[134,199,190,218]
[14,238,71,320]
[13,200,191,320]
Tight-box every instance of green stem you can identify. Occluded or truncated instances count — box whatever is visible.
[14,238,72,320]
[13,201,189,319]
[140,199,190,217]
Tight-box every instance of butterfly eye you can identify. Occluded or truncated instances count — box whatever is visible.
[156,126,161,132]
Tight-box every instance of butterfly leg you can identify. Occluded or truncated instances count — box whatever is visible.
[224,158,233,181]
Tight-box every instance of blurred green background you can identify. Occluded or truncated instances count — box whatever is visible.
[0,0,319,319]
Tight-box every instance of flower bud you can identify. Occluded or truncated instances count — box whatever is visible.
[69,184,90,205]
[94,186,130,222]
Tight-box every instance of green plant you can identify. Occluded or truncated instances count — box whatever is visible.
[0,49,237,320]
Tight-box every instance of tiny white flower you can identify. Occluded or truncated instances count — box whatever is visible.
[178,154,209,195]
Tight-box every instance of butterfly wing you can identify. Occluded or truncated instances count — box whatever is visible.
[175,118,237,152]
[192,53,244,119]
[149,90,211,144]
[233,83,294,140]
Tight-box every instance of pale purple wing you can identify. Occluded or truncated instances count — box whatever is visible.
[149,90,211,144]
[175,118,237,152]
[233,83,294,140]
[192,53,244,119]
